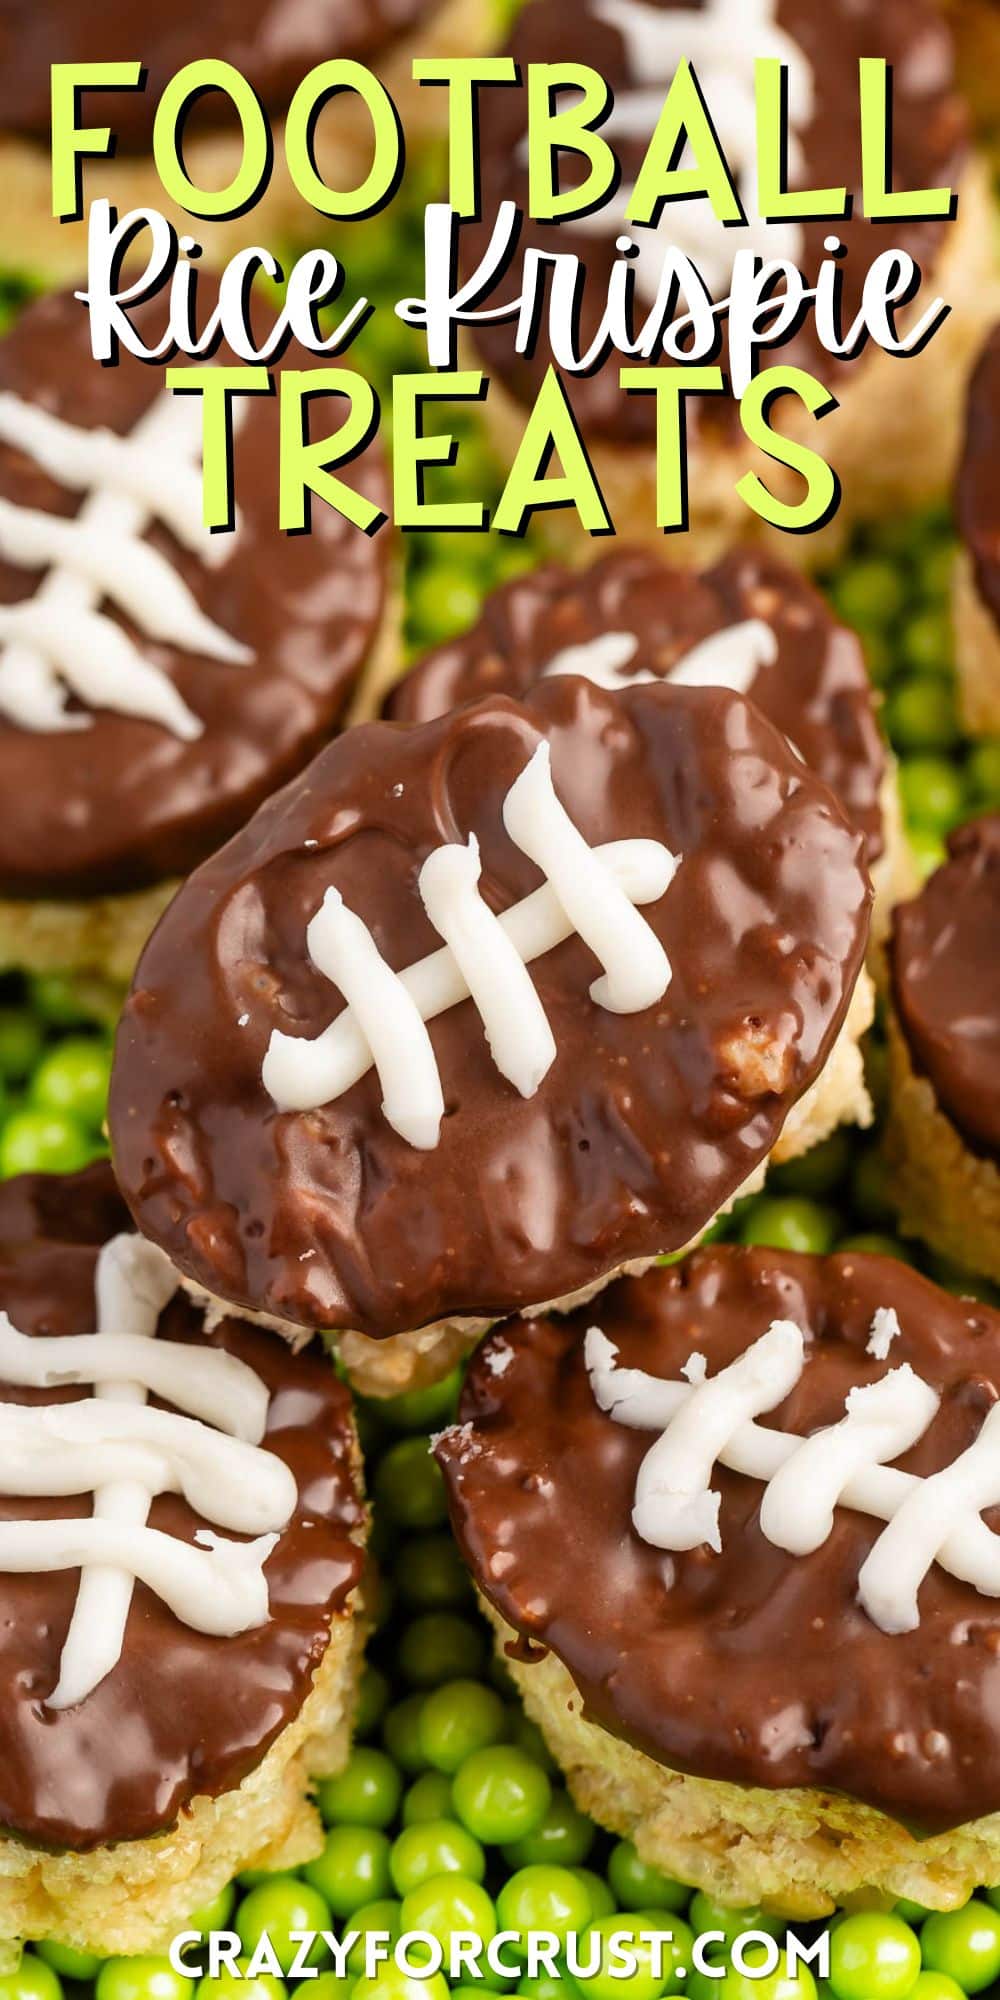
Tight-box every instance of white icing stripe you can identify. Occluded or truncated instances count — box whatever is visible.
[504,744,673,1014]
[94,1233,181,1332]
[51,1233,178,1713]
[0,388,252,740]
[543,632,646,687]
[585,1318,1000,1635]
[419,833,557,1100]
[306,885,445,1152]
[263,746,678,1139]
[0,1518,277,1635]
[0,502,251,663]
[543,619,777,696]
[596,0,812,104]
[576,0,812,301]
[759,1367,939,1559]
[859,1404,1000,1636]
[0,1316,270,1441]
[0,1230,295,1710]
[632,1320,804,1552]
[666,620,777,692]
[0,1401,297,1529]
[0,392,221,557]
[264,838,670,1116]
[0,602,208,742]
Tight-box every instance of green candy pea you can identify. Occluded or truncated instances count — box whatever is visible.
[607,1842,690,1914]
[501,1792,594,1871]
[402,1771,455,1825]
[34,1944,103,1982]
[30,1036,112,1129]
[389,1817,487,1896]
[827,1910,922,2000]
[738,1199,838,1257]
[236,1877,331,1974]
[398,1612,487,1688]
[398,1873,498,1965]
[0,1106,93,1178]
[317,1749,403,1830]
[395,1534,473,1611]
[452,1747,552,1846]
[344,1899,403,1981]
[196,1972,285,2000]
[418,1679,507,1773]
[0,1960,65,2000]
[352,1968,449,2000]
[0,1006,43,1081]
[565,1914,670,2000]
[96,1961,195,2000]
[921,1899,1000,1992]
[373,1439,448,1530]
[688,1894,784,1952]
[496,1866,593,1954]
[303,1827,394,1919]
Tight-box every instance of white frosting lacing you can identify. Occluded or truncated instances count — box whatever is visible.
[263,741,679,1147]
[572,0,813,300]
[0,1233,295,1708]
[586,1315,1000,1635]
[0,388,252,739]
[542,617,777,694]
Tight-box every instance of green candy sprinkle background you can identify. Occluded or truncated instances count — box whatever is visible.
[1,156,1000,2000]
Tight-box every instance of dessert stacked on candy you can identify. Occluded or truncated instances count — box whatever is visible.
[0,2,999,1994]
[0,287,396,994]
[0,1166,368,1957]
[0,271,398,1965]
[109,670,874,1396]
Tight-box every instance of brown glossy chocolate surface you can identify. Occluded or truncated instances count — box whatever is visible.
[388,547,887,865]
[0,289,390,900]
[468,0,967,444]
[957,323,1000,632]
[438,1247,1000,1832]
[891,815,1000,1160]
[0,1162,365,1853]
[109,676,871,1341]
[0,0,438,150]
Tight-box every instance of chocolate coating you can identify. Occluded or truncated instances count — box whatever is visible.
[0,289,390,900]
[388,547,887,866]
[957,323,1000,632]
[467,0,967,443]
[438,1248,1000,1833]
[890,814,1000,1161]
[0,1162,366,1853]
[0,0,439,151]
[109,675,871,1341]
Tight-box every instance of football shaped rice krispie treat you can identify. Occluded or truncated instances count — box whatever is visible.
[437,1246,1000,1915]
[0,1163,368,1961]
[110,674,874,1395]
[0,288,395,992]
